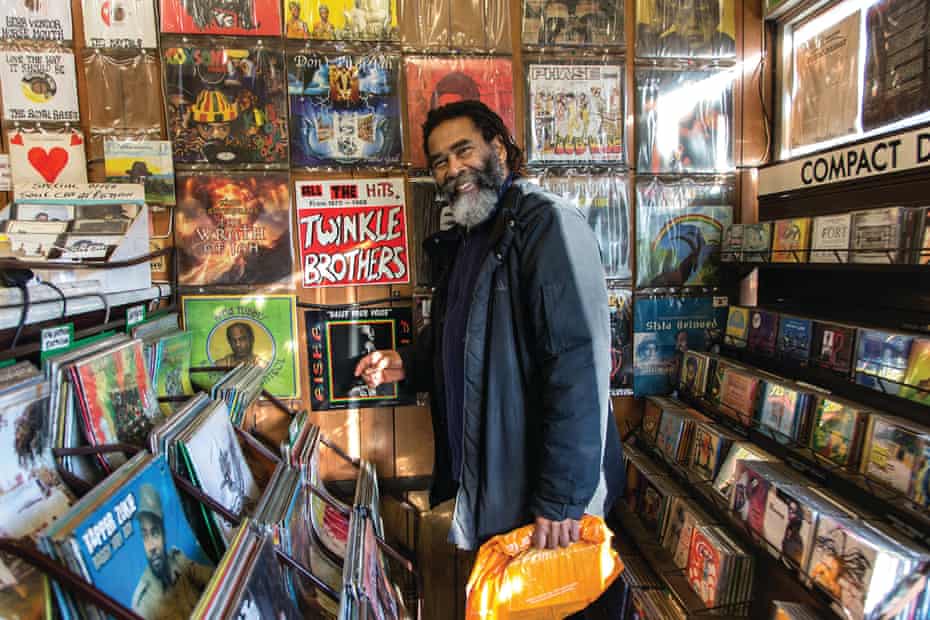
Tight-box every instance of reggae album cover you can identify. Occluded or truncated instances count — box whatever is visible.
[608,289,632,395]
[0,0,71,40]
[182,295,300,399]
[83,0,157,48]
[540,175,631,280]
[163,45,288,166]
[636,68,734,173]
[159,0,282,35]
[228,535,301,620]
[0,50,79,123]
[306,307,414,410]
[284,0,398,40]
[790,9,860,150]
[295,178,409,288]
[404,56,515,168]
[809,397,864,469]
[635,0,735,58]
[863,0,930,131]
[175,173,293,288]
[104,140,175,205]
[288,52,402,167]
[636,205,732,288]
[632,295,725,397]
[522,0,624,47]
[807,516,879,618]
[7,129,87,185]
[526,63,624,165]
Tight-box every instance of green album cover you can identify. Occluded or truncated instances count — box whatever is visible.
[182,295,300,399]
[155,331,194,414]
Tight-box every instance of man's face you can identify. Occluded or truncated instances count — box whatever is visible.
[677,0,716,46]
[319,6,329,20]
[291,4,300,17]
[196,122,231,141]
[228,326,253,358]
[140,514,167,576]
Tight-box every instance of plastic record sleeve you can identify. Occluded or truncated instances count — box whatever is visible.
[634,176,735,289]
[81,50,163,134]
[634,0,736,58]
[159,0,283,36]
[525,62,625,166]
[538,172,631,280]
[607,287,633,395]
[522,0,624,48]
[403,56,515,169]
[283,0,399,41]
[0,44,80,124]
[635,66,735,174]
[287,50,402,168]
[398,0,511,52]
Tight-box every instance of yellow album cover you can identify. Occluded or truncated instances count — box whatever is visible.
[284,0,398,40]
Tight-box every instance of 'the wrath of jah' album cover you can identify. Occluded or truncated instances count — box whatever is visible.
[307,307,414,410]
[287,51,402,167]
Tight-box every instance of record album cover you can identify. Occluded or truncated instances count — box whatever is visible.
[721,223,742,262]
[811,213,852,263]
[228,535,301,619]
[748,309,779,356]
[724,306,749,348]
[159,0,282,35]
[679,350,708,396]
[539,175,631,280]
[635,0,735,58]
[608,289,633,394]
[182,295,300,399]
[306,307,414,410]
[812,321,856,374]
[762,484,815,569]
[0,0,71,40]
[862,415,924,497]
[855,329,913,396]
[295,178,409,287]
[758,382,805,441]
[526,63,624,165]
[636,68,734,173]
[408,178,451,287]
[809,397,863,469]
[790,10,860,149]
[104,140,175,205]
[730,461,770,535]
[404,56,515,168]
[7,129,87,186]
[776,316,813,363]
[742,222,772,262]
[633,296,725,396]
[772,217,811,262]
[851,207,913,264]
[175,173,293,287]
[689,424,729,481]
[284,0,398,40]
[83,0,157,48]
[719,368,759,423]
[288,52,402,167]
[163,45,288,165]
[0,50,79,123]
[902,337,930,405]
[522,0,623,46]
[808,516,877,618]
[687,527,722,607]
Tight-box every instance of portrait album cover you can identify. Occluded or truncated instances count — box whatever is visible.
[182,294,300,399]
[0,50,79,124]
[284,0,398,40]
[635,0,735,58]
[159,0,282,35]
[306,307,414,410]
[522,0,624,47]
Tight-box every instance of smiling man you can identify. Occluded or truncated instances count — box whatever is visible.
[354,101,624,612]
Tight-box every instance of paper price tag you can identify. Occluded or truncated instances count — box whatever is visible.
[41,324,74,354]
[126,305,147,330]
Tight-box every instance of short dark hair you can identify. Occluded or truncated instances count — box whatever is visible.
[227,322,254,342]
[422,100,523,175]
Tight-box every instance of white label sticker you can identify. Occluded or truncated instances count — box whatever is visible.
[126,304,146,327]
[41,324,73,352]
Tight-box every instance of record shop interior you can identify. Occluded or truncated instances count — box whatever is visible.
[1,0,930,618]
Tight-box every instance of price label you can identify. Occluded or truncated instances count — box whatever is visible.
[41,324,73,354]
[126,305,146,330]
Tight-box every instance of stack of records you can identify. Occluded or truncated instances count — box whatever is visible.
[729,461,806,540]
[661,497,719,570]
[689,422,742,483]
[638,471,689,542]
[131,313,194,413]
[629,588,686,619]
[712,441,777,502]
[755,379,815,445]
[718,366,762,426]
[807,395,868,471]
[622,442,671,514]
[686,524,754,611]
[192,522,300,619]
[772,600,823,619]
[210,364,267,427]
[679,350,712,397]
[656,405,710,466]
[39,453,215,619]
[859,413,930,509]
[339,508,407,620]
[131,311,181,366]
[66,338,163,474]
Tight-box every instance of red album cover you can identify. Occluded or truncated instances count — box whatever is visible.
[687,528,721,608]
[404,56,515,168]
[159,0,282,35]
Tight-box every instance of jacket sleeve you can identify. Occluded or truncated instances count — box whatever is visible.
[519,200,611,522]
[398,321,435,394]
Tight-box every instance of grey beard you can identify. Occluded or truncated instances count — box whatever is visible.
[450,187,498,229]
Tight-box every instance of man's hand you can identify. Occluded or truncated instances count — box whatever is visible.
[531,516,581,550]
[353,350,405,388]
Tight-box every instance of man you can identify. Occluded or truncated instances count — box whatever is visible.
[217,322,266,368]
[311,4,335,39]
[132,484,212,619]
[354,100,623,612]
[286,1,310,37]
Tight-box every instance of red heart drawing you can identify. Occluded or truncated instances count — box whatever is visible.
[27,147,70,183]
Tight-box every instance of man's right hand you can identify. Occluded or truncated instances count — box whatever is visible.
[353,350,405,388]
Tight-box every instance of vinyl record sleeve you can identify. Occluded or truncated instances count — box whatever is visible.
[776,316,813,362]
[772,217,811,262]
[0,1,72,40]
[306,307,415,410]
[104,140,176,205]
[608,289,633,394]
[748,309,779,356]
[635,0,735,58]
[730,460,770,536]
[679,349,709,397]
[687,526,724,607]
[757,381,805,441]
[526,63,624,165]
[522,0,624,47]
[855,329,913,396]
[182,295,300,399]
[159,0,282,35]
[295,177,409,288]
[82,0,157,48]
[632,296,726,397]
[81,50,162,134]
[901,337,930,405]
[284,0,398,40]
[7,129,87,186]
[861,414,926,498]
[539,174,631,280]
[811,213,852,263]
[809,396,865,469]
[0,50,79,123]
[790,10,860,149]
[636,68,734,173]
[288,51,402,167]
[724,306,749,348]
[163,45,288,166]
[404,56,515,168]
[175,172,293,288]
[398,0,511,52]
[227,535,301,619]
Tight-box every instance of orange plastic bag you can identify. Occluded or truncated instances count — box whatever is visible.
[465,515,623,620]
